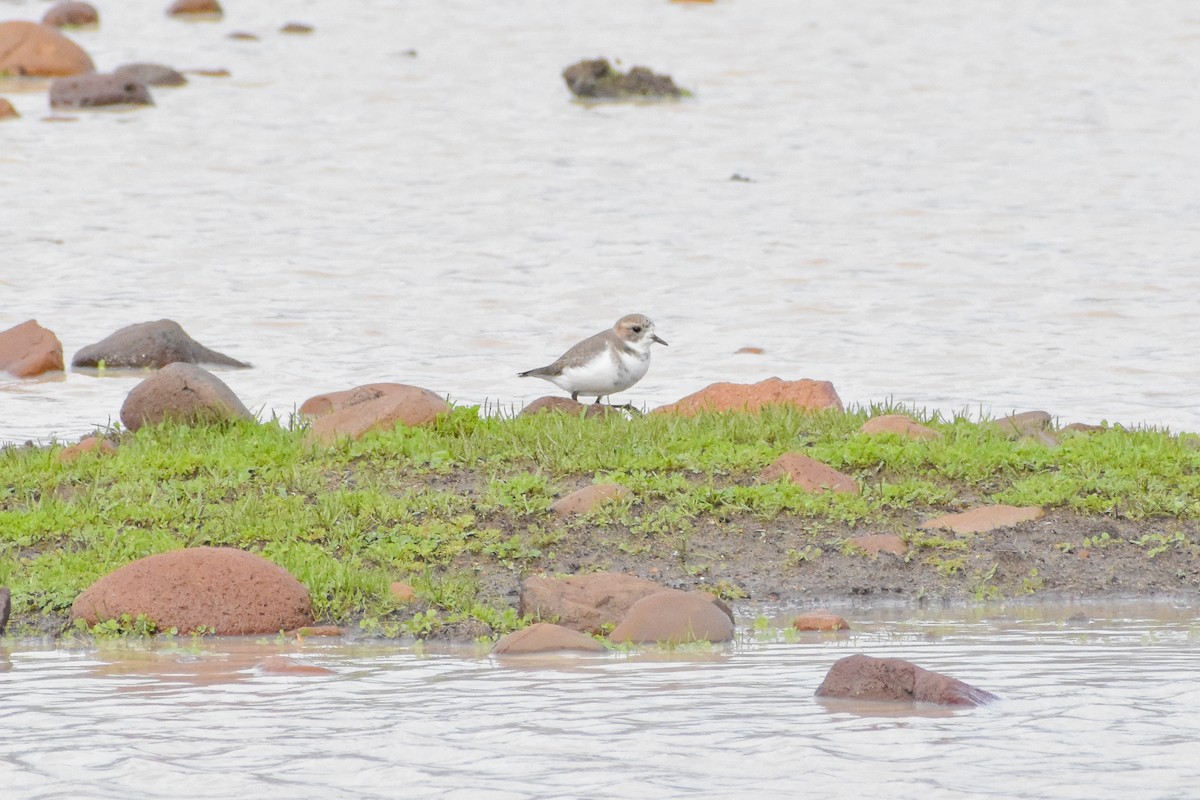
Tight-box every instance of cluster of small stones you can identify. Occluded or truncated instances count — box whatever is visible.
[2,315,1108,706]
[0,4,314,117]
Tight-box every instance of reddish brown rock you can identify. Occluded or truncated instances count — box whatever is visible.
[550,484,629,516]
[518,396,616,418]
[50,74,153,109]
[120,362,254,432]
[255,656,334,676]
[849,534,907,557]
[389,581,415,603]
[759,452,858,494]
[655,377,843,416]
[792,610,851,631]
[860,414,941,440]
[166,0,223,17]
[114,63,187,87]
[609,590,735,644]
[0,20,95,77]
[520,572,668,633]
[58,436,116,463]
[815,654,998,706]
[920,505,1044,535]
[72,319,249,369]
[72,547,314,635]
[304,383,449,443]
[0,97,17,120]
[735,346,764,355]
[42,1,99,27]
[0,320,64,378]
[492,622,607,655]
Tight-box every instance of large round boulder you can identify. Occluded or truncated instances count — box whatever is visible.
[72,547,314,635]
[608,590,735,645]
[120,362,254,431]
[72,319,250,369]
[0,20,94,77]
[50,74,153,109]
[654,378,843,416]
[520,572,669,633]
[815,654,998,706]
[0,319,63,378]
[491,623,607,655]
[302,383,450,443]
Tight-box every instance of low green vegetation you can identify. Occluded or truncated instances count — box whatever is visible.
[1,404,1197,637]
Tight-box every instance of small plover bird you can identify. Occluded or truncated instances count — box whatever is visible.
[518,314,668,404]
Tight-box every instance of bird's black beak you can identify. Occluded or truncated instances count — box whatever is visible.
[653,335,668,346]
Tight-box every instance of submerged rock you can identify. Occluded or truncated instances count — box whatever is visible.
[655,377,843,416]
[120,362,254,431]
[0,20,95,77]
[0,319,64,377]
[608,590,735,645]
[72,319,249,369]
[562,59,685,99]
[72,547,313,635]
[50,74,153,109]
[816,654,998,706]
[792,610,851,631]
[492,623,607,655]
[114,62,187,87]
[42,1,99,28]
[520,572,668,633]
[255,656,334,676]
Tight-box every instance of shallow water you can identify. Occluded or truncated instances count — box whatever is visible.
[3,600,1199,798]
[2,0,1200,443]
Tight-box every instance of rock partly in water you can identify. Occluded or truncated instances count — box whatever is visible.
[815,654,998,706]
[166,0,223,18]
[255,656,335,676]
[280,22,314,34]
[0,586,10,635]
[759,452,858,494]
[860,414,941,440]
[520,572,669,633]
[0,20,95,77]
[72,319,249,369]
[562,59,685,99]
[993,410,1053,438]
[608,590,735,645]
[792,610,851,631]
[0,320,64,377]
[920,505,1044,535]
[49,73,153,109]
[303,383,450,443]
[58,435,117,463]
[518,396,618,418]
[113,62,187,87]
[120,362,254,432]
[0,97,18,120]
[654,377,843,416]
[491,622,607,655]
[550,484,630,517]
[42,1,99,28]
[72,547,314,635]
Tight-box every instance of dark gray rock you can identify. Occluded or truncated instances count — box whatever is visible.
[562,59,684,100]
[0,586,10,635]
[49,74,153,109]
[72,320,250,369]
[113,62,187,87]
[120,362,254,431]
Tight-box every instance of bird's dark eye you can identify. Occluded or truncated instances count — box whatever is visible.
[632,325,643,333]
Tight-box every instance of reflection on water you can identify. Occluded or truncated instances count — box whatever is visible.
[3,0,1200,442]
[2,601,1199,798]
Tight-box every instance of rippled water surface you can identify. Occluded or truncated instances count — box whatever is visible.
[2,0,1199,442]
[3,601,1199,798]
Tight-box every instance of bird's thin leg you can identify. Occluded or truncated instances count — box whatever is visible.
[594,396,602,405]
